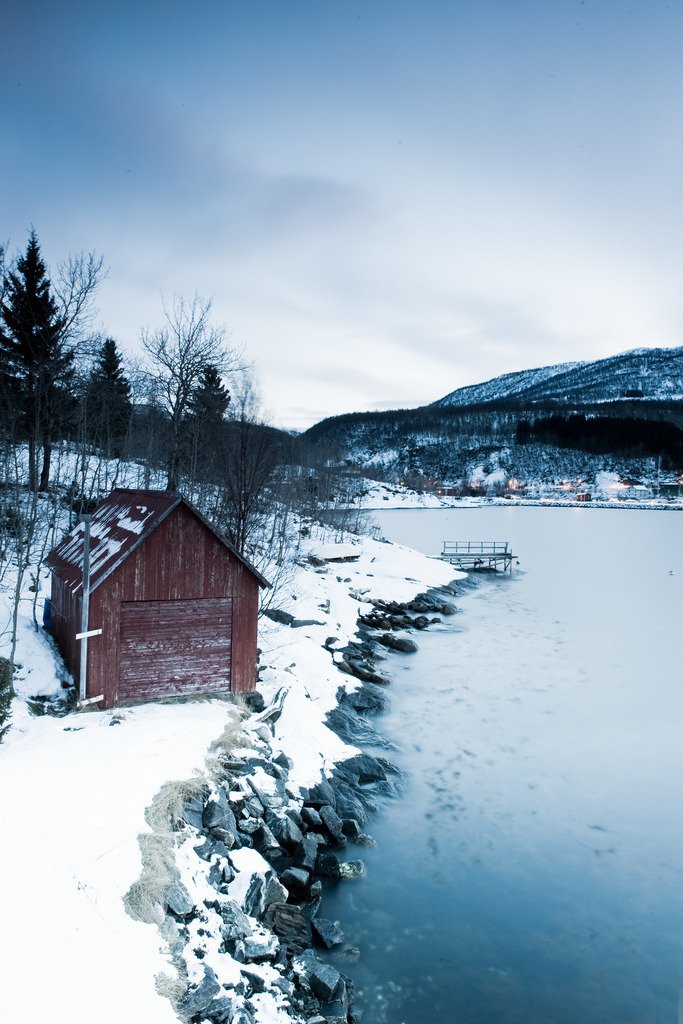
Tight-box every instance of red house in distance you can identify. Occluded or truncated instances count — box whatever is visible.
[45,489,269,709]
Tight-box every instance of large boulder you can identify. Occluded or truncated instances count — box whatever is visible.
[203,789,238,843]
[378,633,418,653]
[164,879,194,917]
[293,950,343,1003]
[319,806,346,846]
[340,687,385,714]
[179,966,221,1016]
[304,778,337,809]
[264,902,312,953]
[311,918,345,949]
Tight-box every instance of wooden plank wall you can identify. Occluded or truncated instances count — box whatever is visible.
[230,564,260,693]
[58,504,260,707]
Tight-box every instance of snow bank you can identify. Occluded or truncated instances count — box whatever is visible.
[1,526,462,1023]
[1,701,240,1023]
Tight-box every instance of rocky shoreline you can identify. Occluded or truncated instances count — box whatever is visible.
[146,587,457,1024]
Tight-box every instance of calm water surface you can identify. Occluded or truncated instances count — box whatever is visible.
[322,507,683,1024]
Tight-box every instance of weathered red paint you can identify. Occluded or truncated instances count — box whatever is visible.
[46,490,268,708]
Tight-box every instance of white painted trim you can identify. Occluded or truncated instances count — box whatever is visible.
[76,694,104,708]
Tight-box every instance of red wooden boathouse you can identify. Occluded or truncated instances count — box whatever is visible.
[45,489,269,709]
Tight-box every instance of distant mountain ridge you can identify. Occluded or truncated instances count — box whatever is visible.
[302,345,683,487]
[432,346,683,408]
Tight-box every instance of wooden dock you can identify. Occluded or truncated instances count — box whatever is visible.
[440,541,515,573]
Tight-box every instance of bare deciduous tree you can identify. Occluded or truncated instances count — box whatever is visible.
[215,378,282,556]
[141,293,244,490]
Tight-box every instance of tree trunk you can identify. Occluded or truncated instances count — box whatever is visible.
[166,451,180,491]
[27,438,37,493]
[39,439,51,491]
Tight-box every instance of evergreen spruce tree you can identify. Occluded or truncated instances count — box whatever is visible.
[188,364,230,425]
[0,232,73,490]
[186,364,231,481]
[84,337,132,456]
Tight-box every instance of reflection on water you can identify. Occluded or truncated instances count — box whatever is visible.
[321,507,683,1024]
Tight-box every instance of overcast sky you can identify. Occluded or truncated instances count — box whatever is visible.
[3,1,683,428]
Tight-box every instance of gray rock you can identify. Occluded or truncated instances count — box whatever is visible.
[311,918,345,949]
[338,860,365,880]
[264,608,295,625]
[341,818,361,839]
[301,807,323,829]
[203,996,234,1022]
[326,706,386,748]
[203,790,238,841]
[241,966,267,993]
[316,853,341,879]
[219,900,252,941]
[244,796,266,818]
[343,657,390,685]
[328,780,369,825]
[183,795,205,830]
[242,932,279,960]
[273,751,292,771]
[271,813,304,848]
[305,779,336,809]
[208,861,234,888]
[297,835,320,872]
[257,821,280,851]
[242,690,266,712]
[231,1009,255,1024]
[291,618,326,628]
[280,866,310,892]
[294,951,343,1003]
[263,874,289,910]
[340,687,385,714]
[179,965,220,1016]
[194,836,232,861]
[239,817,261,835]
[319,805,346,846]
[264,902,313,953]
[164,879,194,916]
[242,874,266,918]
[340,752,389,784]
[378,633,418,653]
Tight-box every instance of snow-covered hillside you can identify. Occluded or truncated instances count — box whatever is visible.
[1,515,459,1024]
[433,345,683,407]
[432,360,580,407]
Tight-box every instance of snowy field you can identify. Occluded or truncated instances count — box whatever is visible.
[355,478,683,511]
[0,528,459,1024]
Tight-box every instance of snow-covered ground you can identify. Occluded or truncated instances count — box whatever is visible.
[355,478,683,511]
[0,529,460,1024]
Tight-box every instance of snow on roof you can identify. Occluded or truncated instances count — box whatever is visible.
[45,488,269,594]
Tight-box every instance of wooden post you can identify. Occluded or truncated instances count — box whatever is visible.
[79,515,92,702]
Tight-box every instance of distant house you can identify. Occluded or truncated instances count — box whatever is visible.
[45,489,269,709]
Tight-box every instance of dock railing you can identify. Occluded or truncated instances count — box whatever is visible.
[442,541,510,556]
[440,541,515,573]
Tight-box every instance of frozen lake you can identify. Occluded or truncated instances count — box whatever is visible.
[322,506,683,1024]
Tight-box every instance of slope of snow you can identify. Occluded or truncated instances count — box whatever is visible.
[1,701,235,1024]
[0,528,461,1024]
[432,345,683,408]
[433,360,580,407]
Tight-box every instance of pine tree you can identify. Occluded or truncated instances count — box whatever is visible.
[0,231,73,490]
[84,337,132,456]
[186,364,231,481]
[188,364,230,425]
